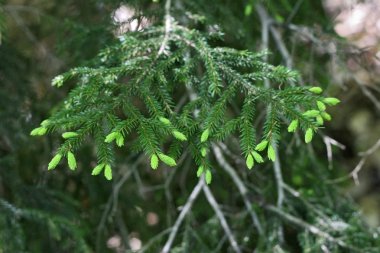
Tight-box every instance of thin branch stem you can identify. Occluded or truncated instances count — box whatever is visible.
[158,0,172,56]
[161,178,204,253]
[328,138,380,185]
[255,3,271,89]
[265,204,360,252]
[273,149,284,208]
[202,183,242,253]
[213,144,263,235]
[322,135,346,170]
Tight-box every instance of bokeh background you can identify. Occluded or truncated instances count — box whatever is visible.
[1,0,380,252]
[324,0,380,226]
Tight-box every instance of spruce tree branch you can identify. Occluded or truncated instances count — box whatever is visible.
[161,178,204,253]
[158,0,172,56]
[202,183,242,253]
[212,144,263,235]
[185,83,241,252]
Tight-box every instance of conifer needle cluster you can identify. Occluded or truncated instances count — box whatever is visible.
[31,24,340,183]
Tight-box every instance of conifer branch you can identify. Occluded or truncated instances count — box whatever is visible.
[31,22,339,184]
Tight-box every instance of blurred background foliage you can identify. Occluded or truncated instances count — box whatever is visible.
[0,0,379,252]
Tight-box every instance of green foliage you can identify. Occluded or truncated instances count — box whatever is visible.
[305,128,314,143]
[267,144,276,161]
[104,164,112,180]
[246,153,254,169]
[62,132,79,139]
[67,151,77,170]
[288,119,298,132]
[255,140,269,151]
[252,151,264,163]
[91,163,105,175]
[32,23,339,180]
[196,165,204,177]
[309,86,323,94]
[150,154,159,169]
[200,128,210,143]
[323,97,341,106]
[205,169,212,184]
[158,153,177,167]
[30,126,47,136]
[172,130,187,141]
[48,153,63,170]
